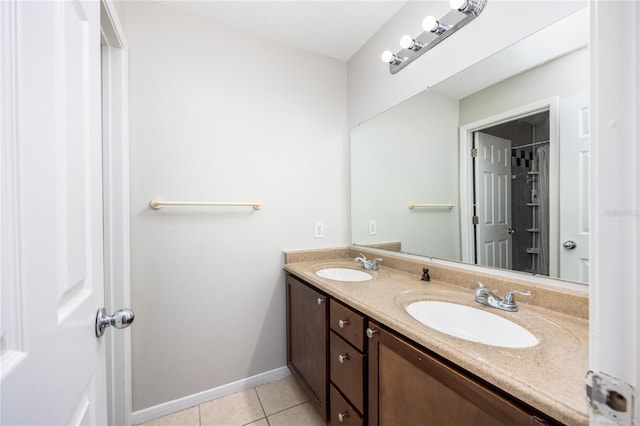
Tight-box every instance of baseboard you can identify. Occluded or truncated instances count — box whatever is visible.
[131,366,291,425]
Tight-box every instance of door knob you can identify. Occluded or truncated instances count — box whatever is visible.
[563,240,577,249]
[507,228,515,235]
[96,307,135,337]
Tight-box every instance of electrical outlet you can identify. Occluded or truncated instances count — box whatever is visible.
[314,221,324,238]
[369,219,377,235]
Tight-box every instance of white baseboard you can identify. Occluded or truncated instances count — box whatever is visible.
[131,366,291,425]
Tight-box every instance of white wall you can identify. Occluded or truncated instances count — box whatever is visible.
[459,48,589,125]
[351,91,460,259]
[123,1,348,411]
[347,1,586,129]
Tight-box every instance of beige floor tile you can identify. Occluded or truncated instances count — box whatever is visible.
[139,406,200,426]
[255,375,308,416]
[200,389,265,426]
[245,419,269,426]
[267,402,324,426]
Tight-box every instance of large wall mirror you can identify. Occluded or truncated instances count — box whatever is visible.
[351,8,590,286]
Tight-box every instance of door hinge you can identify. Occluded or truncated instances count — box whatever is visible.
[586,370,635,425]
[472,216,479,225]
[471,148,478,157]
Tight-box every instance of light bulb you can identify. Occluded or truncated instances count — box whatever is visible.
[450,0,468,10]
[381,50,395,64]
[422,16,438,32]
[399,35,415,49]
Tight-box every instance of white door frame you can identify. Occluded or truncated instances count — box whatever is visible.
[458,97,560,277]
[100,2,131,425]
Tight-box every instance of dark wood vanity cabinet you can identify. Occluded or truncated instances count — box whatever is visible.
[286,274,560,426]
[367,321,559,426]
[286,274,329,421]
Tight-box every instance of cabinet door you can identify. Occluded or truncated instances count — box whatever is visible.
[368,324,556,426]
[286,275,328,421]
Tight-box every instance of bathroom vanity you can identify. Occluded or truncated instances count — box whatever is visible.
[284,247,589,425]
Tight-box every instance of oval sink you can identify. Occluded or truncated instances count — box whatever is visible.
[315,268,373,282]
[405,301,538,348]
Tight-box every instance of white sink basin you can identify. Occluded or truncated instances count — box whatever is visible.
[405,301,538,348]
[315,268,373,282]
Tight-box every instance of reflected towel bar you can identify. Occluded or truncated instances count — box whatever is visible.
[409,203,456,210]
[150,198,262,210]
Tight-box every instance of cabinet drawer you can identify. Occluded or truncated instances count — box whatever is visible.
[330,300,364,351]
[330,332,364,414]
[329,384,364,426]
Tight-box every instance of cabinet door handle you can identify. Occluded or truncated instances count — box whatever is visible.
[366,327,378,338]
[338,353,350,363]
[338,319,349,328]
[317,297,324,305]
[337,411,349,422]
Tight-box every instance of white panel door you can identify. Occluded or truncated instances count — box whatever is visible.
[1,1,107,425]
[475,132,512,270]
[559,92,590,283]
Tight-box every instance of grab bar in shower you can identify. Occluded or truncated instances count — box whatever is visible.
[408,203,456,210]
[149,198,262,210]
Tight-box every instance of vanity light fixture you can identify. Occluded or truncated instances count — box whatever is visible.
[382,0,487,74]
[381,50,405,65]
[422,16,449,35]
[400,35,424,51]
[450,0,480,14]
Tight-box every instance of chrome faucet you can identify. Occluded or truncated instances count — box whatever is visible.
[471,280,531,312]
[354,254,382,271]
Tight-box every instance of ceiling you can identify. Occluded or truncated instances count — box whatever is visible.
[156,1,409,61]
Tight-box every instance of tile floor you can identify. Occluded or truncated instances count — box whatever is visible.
[140,375,325,426]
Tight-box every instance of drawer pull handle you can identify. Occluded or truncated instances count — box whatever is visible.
[338,319,349,328]
[338,411,349,422]
[366,327,378,338]
[338,353,350,363]
[317,298,324,305]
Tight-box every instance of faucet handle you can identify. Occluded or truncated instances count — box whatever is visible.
[469,279,486,294]
[500,290,531,311]
[468,278,484,289]
[503,290,531,304]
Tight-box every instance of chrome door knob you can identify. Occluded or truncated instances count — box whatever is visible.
[563,240,577,249]
[96,307,135,337]
[366,328,378,339]
[338,319,349,328]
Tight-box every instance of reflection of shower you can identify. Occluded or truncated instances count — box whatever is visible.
[479,110,550,276]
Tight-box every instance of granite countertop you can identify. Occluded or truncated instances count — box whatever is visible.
[283,248,589,425]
